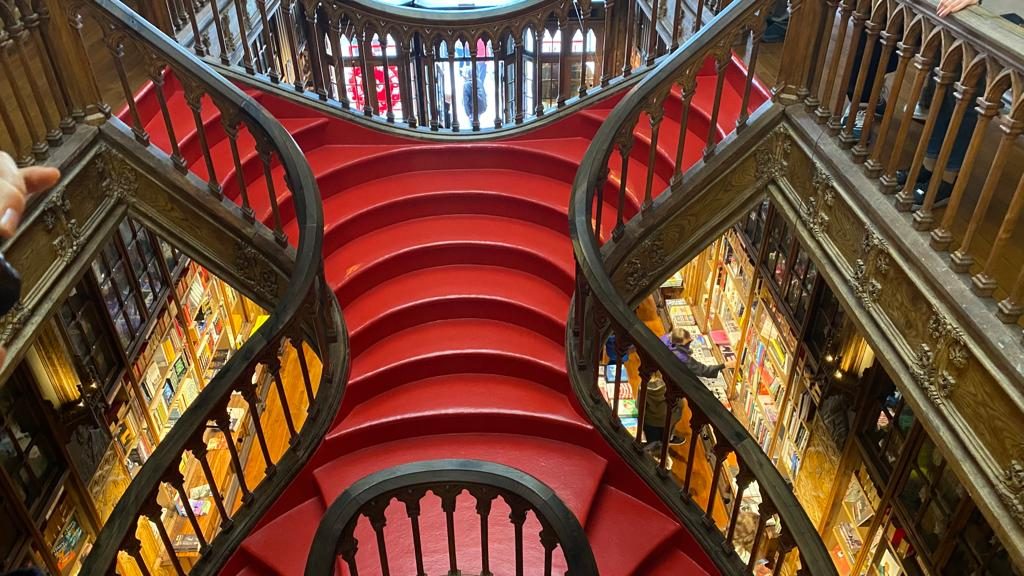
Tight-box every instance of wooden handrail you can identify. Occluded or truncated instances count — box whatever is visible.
[42,0,350,574]
[306,459,600,576]
[566,0,839,572]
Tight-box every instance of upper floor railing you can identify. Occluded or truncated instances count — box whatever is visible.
[775,0,1024,329]
[0,0,348,573]
[305,459,599,576]
[567,0,838,573]
[130,0,729,135]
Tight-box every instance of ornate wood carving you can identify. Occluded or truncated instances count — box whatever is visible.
[234,240,281,302]
[1000,459,1024,526]
[766,121,1024,563]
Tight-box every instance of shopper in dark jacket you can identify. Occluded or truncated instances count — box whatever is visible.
[643,329,725,447]
[660,328,726,378]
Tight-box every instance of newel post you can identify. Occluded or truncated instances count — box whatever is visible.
[136,0,175,35]
[774,0,821,103]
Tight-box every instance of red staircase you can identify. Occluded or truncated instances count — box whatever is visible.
[126,58,767,574]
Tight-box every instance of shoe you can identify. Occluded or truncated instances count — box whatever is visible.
[669,435,687,446]
[762,21,788,44]
[896,166,933,187]
[912,180,953,210]
[913,102,929,121]
[840,100,885,140]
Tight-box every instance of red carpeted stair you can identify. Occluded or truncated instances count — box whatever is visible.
[127,57,767,575]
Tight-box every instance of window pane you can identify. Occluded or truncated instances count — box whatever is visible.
[0,381,60,508]
[0,490,23,562]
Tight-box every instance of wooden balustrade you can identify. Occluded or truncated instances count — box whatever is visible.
[0,0,87,165]
[126,0,728,134]
[778,0,1024,325]
[567,0,838,572]
[304,460,600,576]
[0,0,352,573]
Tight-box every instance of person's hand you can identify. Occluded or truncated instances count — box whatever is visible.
[937,0,978,17]
[0,151,60,368]
[0,152,59,237]
[713,363,726,375]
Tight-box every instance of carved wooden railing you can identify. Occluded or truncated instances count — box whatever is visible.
[136,0,728,135]
[305,460,599,576]
[777,0,1024,325]
[0,0,350,574]
[567,0,837,573]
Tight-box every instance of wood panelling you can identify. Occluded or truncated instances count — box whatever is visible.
[773,118,1024,569]
[600,109,1024,568]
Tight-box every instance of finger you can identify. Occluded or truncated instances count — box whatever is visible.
[0,180,27,238]
[0,153,25,196]
[20,166,60,196]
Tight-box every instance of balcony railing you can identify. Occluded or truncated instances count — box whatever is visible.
[305,459,599,576]
[0,0,347,573]
[129,0,731,136]
[567,0,838,573]
[777,0,1024,326]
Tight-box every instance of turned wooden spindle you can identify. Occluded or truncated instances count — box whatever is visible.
[972,170,1024,297]
[949,119,1022,272]
[221,112,255,220]
[672,74,697,180]
[930,97,1001,250]
[852,27,896,160]
[841,15,880,144]
[879,53,933,191]
[600,0,617,85]
[864,41,914,177]
[256,0,280,82]
[726,463,755,546]
[705,436,734,519]
[184,81,225,199]
[255,133,289,245]
[359,27,376,115]
[327,17,348,105]
[828,0,869,132]
[895,68,957,212]
[470,38,481,129]
[208,0,229,63]
[913,81,977,230]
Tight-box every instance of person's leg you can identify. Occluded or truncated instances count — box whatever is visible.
[644,424,665,445]
[909,76,981,207]
[846,26,898,105]
[762,0,790,43]
[842,26,900,137]
[668,400,686,444]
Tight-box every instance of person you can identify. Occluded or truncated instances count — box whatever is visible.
[605,333,632,384]
[660,327,726,379]
[840,0,982,139]
[762,0,790,43]
[455,38,488,120]
[644,328,725,446]
[0,151,59,367]
[897,10,1021,209]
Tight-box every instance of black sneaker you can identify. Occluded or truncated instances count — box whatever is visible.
[912,180,953,210]
[840,99,886,140]
[762,21,788,44]
[897,166,933,188]
[669,435,687,446]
